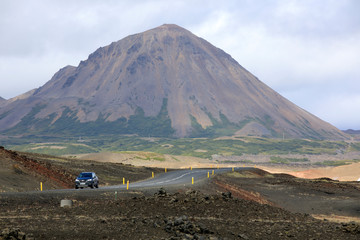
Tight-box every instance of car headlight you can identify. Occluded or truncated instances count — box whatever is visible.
[86,179,92,182]
[75,179,80,182]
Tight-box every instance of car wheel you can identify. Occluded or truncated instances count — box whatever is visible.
[90,183,94,189]
[95,183,99,188]
[75,186,79,189]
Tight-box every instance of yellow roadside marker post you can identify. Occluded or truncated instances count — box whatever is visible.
[232,167,234,172]
[40,182,43,191]
[207,172,210,178]
[212,170,214,175]
[165,168,167,173]
[123,177,125,185]
[127,180,129,190]
[152,172,154,178]
[192,177,194,184]
[190,166,192,170]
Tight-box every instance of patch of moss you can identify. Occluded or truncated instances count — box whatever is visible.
[127,98,175,137]
[189,112,253,138]
[350,143,360,151]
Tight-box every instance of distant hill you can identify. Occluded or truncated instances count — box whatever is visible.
[0,24,348,140]
[343,129,360,141]
[5,89,36,104]
[343,129,360,135]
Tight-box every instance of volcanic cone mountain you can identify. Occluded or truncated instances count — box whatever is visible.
[0,24,347,139]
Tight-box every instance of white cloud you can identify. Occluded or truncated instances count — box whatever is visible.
[313,94,360,130]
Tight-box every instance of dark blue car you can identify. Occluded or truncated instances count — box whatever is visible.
[75,172,99,189]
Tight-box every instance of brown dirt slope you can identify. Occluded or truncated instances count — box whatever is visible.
[0,146,74,191]
[0,146,163,192]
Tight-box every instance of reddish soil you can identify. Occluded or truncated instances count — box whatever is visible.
[0,146,164,192]
[0,146,74,188]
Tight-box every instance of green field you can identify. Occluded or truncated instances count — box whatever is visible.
[3,135,358,162]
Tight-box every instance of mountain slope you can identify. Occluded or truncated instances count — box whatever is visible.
[0,97,5,107]
[0,24,348,139]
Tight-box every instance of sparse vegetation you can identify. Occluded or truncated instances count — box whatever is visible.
[189,113,252,138]
[3,135,358,161]
[349,142,360,151]
[4,98,175,138]
[10,143,98,155]
[270,156,309,164]
[314,159,360,167]
[127,151,166,161]
[220,159,253,164]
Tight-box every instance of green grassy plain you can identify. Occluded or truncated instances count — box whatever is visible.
[4,135,358,165]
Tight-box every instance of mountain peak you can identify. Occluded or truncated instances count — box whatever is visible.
[158,23,184,30]
[0,25,348,140]
[155,24,191,32]
[143,24,195,38]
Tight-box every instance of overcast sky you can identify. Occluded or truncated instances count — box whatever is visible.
[0,0,359,130]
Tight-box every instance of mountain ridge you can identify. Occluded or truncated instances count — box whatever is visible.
[0,24,348,140]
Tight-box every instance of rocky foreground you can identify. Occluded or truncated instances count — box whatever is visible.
[0,189,359,239]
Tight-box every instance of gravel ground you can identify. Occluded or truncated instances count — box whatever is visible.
[0,188,359,239]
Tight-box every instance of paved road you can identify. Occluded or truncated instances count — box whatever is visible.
[1,167,249,197]
[103,167,256,191]
[104,168,231,190]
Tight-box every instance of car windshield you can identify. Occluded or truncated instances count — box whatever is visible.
[79,173,92,178]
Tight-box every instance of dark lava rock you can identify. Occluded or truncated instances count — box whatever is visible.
[221,192,232,200]
[0,228,33,240]
[165,215,213,238]
[342,222,360,234]
[155,188,168,197]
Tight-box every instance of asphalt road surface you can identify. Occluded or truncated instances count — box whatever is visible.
[105,167,241,190]
[0,167,249,197]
